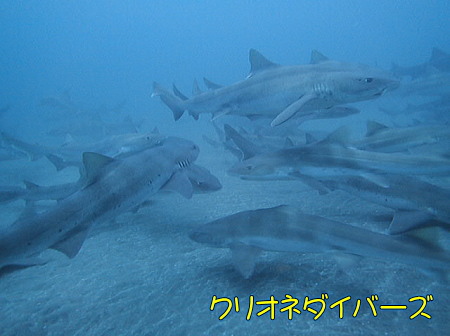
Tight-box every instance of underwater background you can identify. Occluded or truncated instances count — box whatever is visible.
[0,1,449,335]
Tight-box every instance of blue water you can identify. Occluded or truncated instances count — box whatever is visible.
[0,1,449,335]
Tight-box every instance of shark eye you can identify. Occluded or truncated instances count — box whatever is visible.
[246,165,253,170]
[364,78,373,83]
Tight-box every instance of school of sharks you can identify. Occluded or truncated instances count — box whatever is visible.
[1,47,449,286]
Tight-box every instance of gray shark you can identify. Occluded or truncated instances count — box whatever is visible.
[392,47,450,78]
[189,205,450,279]
[312,174,450,234]
[0,137,205,269]
[228,131,450,178]
[351,121,450,153]
[0,162,222,206]
[153,49,398,126]
[0,181,81,205]
[0,131,165,170]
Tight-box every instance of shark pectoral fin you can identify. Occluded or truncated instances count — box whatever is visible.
[360,173,390,188]
[162,171,194,199]
[211,108,231,121]
[51,225,90,258]
[230,243,261,279]
[271,94,316,127]
[388,210,434,235]
[3,257,48,269]
[82,152,114,185]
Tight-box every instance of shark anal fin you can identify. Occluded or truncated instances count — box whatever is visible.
[162,171,194,199]
[51,225,90,258]
[271,94,316,126]
[231,243,261,279]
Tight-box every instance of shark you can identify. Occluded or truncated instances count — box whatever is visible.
[351,121,450,153]
[392,47,450,78]
[189,205,450,280]
[153,49,399,126]
[0,136,213,269]
[0,163,222,205]
[311,174,450,234]
[0,131,166,170]
[227,129,450,179]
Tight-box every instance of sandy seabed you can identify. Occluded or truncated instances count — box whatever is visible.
[0,140,448,336]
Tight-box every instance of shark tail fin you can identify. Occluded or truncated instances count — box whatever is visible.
[152,82,186,121]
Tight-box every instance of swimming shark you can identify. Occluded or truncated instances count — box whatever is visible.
[351,121,450,153]
[0,137,207,269]
[189,205,450,280]
[0,131,166,170]
[228,130,450,178]
[311,174,450,234]
[392,47,450,78]
[153,49,398,126]
[0,162,222,205]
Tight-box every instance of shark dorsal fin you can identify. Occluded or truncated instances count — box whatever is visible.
[63,133,75,146]
[82,152,114,185]
[430,47,449,63]
[366,120,388,137]
[23,180,39,190]
[203,77,223,90]
[318,126,351,145]
[284,137,294,148]
[310,50,329,64]
[17,201,37,221]
[305,133,318,145]
[172,84,188,101]
[192,79,202,96]
[249,49,278,75]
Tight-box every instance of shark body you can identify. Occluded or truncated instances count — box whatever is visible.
[228,138,450,178]
[0,131,165,170]
[0,137,205,269]
[351,121,450,153]
[310,174,450,234]
[153,49,398,126]
[190,205,450,279]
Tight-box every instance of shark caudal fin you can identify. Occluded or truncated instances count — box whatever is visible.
[152,82,186,121]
